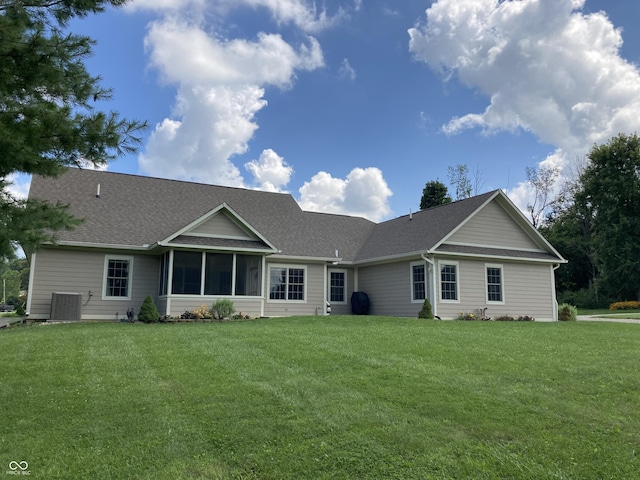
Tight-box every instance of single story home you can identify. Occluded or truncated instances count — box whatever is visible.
[26,168,566,321]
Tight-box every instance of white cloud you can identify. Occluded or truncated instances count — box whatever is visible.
[4,174,30,200]
[132,0,393,221]
[138,16,323,186]
[408,0,640,211]
[298,167,392,222]
[339,58,357,80]
[245,149,293,192]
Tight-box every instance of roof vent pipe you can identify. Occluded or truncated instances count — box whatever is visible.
[410,208,413,220]
[96,184,101,198]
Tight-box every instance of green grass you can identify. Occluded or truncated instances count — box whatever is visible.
[1,317,639,479]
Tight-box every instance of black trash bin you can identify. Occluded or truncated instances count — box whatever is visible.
[351,291,370,315]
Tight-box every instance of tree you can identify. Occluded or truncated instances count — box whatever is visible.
[447,164,473,200]
[0,0,147,258]
[138,295,159,323]
[576,133,640,301]
[525,164,560,228]
[420,180,451,209]
[1,269,20,304]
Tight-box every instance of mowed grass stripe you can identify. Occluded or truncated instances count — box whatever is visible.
[0,318,638,479]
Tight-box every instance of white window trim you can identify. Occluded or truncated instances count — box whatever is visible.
[103,255,134,300]
[328,269,348,305]
[438,260,460,304]
[267,264,307,303]
[410,261,427,303]
[485,263,505,305]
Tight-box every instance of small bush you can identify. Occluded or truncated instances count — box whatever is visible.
[138,295,160,323]
[418,299,434,319]
[609,301,640,310]
[192,304,213,320]
[495,315,515,321]
[517,315,535,322]
[211,299,235,320]
[558,303,577,322]
[456,312,478,321]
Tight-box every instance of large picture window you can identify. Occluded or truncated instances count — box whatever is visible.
[411,262,426,302]
[269,266,306,301]
[103,255,133,300]
[440,262,458,302]
[486,264,504,303]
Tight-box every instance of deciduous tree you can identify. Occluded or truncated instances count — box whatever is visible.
[577,133,640,301]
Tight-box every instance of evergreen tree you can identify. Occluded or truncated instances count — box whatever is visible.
[0,0,147,258]
[420,180,451,210]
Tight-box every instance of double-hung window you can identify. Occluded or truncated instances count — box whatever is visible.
[103,255,133,300]
[411,262,426,302]
[269,266,306,301]
[440,261,459,302]
[486,264,504,303]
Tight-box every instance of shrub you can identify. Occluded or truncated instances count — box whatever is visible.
[456,312,478,321]
[211,299,235,320]
[495,315,515,321]
[192,304,213,320]
[517,315,535,322]
[138,295,160,323]
[418,298,434,319]
[558,303,577,322]
[609,301,640,310]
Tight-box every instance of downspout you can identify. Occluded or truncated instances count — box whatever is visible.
[421,252,437,318]
[25,252,36,317]
[552,264,560,321]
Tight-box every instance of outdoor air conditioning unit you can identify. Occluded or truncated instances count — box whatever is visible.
[50,292,82,321]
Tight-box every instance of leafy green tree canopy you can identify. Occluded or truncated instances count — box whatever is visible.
[0,0,147,258]
[577,133,640,300]
[420,180,451,210]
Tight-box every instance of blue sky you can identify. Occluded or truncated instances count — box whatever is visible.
[14,0,640,222]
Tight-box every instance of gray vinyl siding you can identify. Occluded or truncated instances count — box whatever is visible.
[29,247,159,320]
[358,261,422,317]
[263,262,326,317]
[190,211,252,238]
[448,200,542,251]
[164,296,263,318]
[435,257,555,320]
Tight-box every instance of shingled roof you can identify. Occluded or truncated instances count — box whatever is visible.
[354,191,496,261]
[28,169,376,261]
[29,169,563,264]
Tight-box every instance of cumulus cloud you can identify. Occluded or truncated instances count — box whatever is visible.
[131,0,392,221]
[245,149,293,192]
[298,167,392,222]
[408,0,640,210]
[138,15,323,186]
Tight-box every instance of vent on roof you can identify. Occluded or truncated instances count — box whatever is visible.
[50,292,82,321]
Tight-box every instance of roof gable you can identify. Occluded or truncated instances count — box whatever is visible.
[433,190,565,263]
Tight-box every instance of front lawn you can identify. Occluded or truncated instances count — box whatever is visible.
[1,317,638,479]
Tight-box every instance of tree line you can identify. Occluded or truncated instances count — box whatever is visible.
[419,133,640,306]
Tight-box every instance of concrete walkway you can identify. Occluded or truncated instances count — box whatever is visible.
[577,315,640,324]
